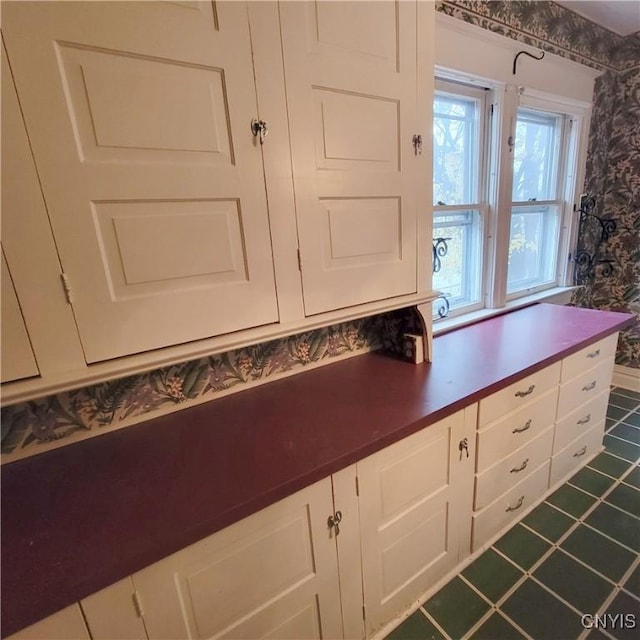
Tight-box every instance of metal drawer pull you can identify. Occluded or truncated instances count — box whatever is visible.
[506,495,525,512]
[573,446,587,458]
[510,458,529,474]
[513,419,532,434]
[582,381,597,392]
[577,414,591,425]
[586,349,600,359]
[515,385,535,398]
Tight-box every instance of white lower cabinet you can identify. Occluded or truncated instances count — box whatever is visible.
[8,336,621,639]
[6,605,89,640]
[472,333,619,552]
[127,410,477,640]
[550,335,617,486]
[357,407,477,637]
[130,477,346,640]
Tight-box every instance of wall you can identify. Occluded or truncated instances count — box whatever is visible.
[436,1,640,369]
[573,66,640,368]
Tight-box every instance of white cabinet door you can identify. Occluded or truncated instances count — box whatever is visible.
[2,1,278,363]
[80,577,147,640]
[1,252,38,383]
[5,605,89,640]
[357,407,476,637]
[132,478,343,639]
[279,0,424,315]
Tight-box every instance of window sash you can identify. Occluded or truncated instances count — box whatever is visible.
[433,208,485,316]
[506,203,562,297]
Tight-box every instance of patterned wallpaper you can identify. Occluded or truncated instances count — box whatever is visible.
[436,1,640,72]
[436,1,640,368]
[1,308,421,462]
[573,67,640,368]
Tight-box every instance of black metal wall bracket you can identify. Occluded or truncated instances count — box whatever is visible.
[513,50,545,75]
[573,194,617,285]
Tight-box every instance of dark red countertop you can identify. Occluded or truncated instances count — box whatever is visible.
[1,304,633,636]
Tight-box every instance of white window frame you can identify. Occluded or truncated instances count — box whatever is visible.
[432,79,489,319]
[432,76,590,321]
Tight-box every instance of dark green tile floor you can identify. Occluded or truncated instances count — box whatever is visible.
[385,386,640,640]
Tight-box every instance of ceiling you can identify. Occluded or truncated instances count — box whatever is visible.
[556,0,640,36]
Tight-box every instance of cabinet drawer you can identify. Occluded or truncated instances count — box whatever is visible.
[477,387,558,473]
[472,460,550,551]
[549,422,605,487]
[553,389,609,454]
[556,357,615,420]
[561,334,618,383]
[478,362,560,428]
[474,426,554,511]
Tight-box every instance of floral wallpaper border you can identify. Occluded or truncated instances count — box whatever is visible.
[436,1,640,73]
[1,309,421,463]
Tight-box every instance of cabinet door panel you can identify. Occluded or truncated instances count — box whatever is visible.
[2,1,278,362]
[1,252,39,383]
[6,605,89,640]
[132,478,343,639]
[280,0,420,314]
[80,578,147,640]
[357,409,475,636]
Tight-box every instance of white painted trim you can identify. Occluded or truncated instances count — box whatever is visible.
[612,365,640,392]
[433,286,578,335]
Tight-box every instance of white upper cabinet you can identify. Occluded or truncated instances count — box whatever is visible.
[2,1,278,363]
[1,253,39,383]
[1,1,434,397]
[279,1,426,314]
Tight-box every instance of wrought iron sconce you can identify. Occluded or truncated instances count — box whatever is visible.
[573,194,617,285]
[432,237,451,318]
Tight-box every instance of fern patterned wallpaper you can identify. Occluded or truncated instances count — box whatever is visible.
[1,310,420,462]
[436,1,640,368]
[3,1,639,463]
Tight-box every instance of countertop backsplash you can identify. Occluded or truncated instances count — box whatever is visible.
[0,307,421,463]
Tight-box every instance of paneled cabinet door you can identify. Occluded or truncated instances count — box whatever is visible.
[5,604,90,640]
[357,407,477,637]
[2,1,278,363]
[131,478,344,639]
[279,1,426,315]
[1,252,38,383]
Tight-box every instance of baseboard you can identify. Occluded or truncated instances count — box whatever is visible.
[612,365,640,392]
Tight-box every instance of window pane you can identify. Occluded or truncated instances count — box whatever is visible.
[433,210,482,313]
[512,108,561,201]
[507,204,560,294]
[433,95,479,206]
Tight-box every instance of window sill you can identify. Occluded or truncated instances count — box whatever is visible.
[433,286,580,336]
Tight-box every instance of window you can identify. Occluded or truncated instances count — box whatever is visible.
[432,82,486,316]
[432,78,584,322]
[507,107,566,297]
